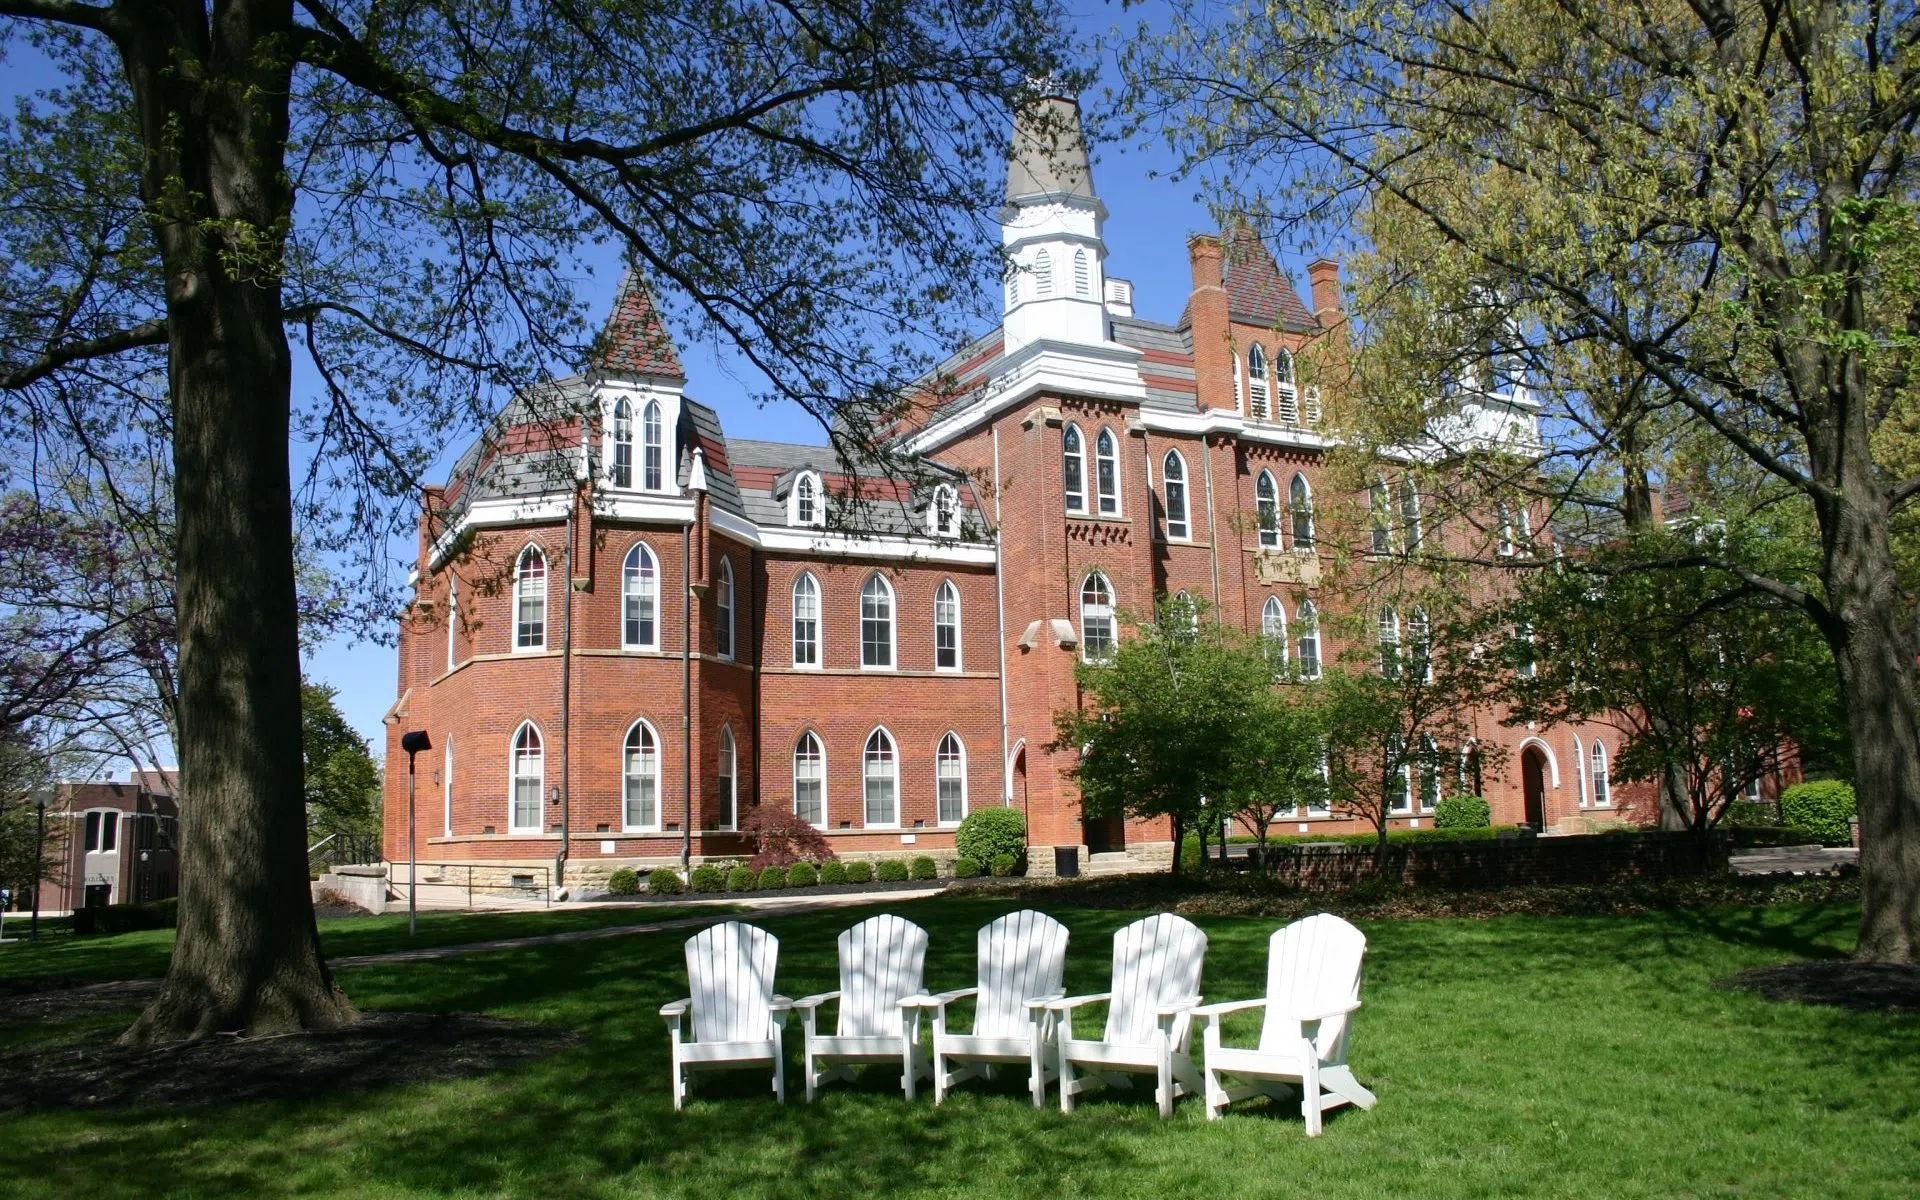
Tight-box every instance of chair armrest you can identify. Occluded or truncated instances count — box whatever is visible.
[769,995,794,1016]
[659,998,691,1020]
[1155,994,1203,1018]
[1190,997,1268,1020]
[1039,991,1111,1012]
[902,986,977,1010]
[1287,999,1361,1022]
[791,990,841,1012]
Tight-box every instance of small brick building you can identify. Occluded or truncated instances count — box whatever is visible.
[14,770,181,912]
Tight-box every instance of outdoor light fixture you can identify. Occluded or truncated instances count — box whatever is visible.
[400,730,433,936]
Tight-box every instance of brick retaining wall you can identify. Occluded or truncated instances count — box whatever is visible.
[1247,831,1728,891]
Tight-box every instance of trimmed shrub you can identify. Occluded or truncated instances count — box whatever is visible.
[689,864,726,894]
[648,868,683,896]
[606,868,641,896]
[1780,781,1855,846]
[990,852,1018,877]
[1179,837,1203,873]
[844,860,874,884]
[1723,801,1774,828]
[71,898,176,935]
[953,856,982,878]
[876,859,909,883]
[910,855,939,881]
[727,866,757,892]
[818,860,847,885]
[1434,795,1492,829]
[787,860,819,887]
[757,865,788,889]
[956,809,1026,870]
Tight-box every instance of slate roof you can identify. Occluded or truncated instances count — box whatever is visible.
[1221,228,1318,332]
[594,268,685,379]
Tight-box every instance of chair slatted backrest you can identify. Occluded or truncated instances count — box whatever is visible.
[1258,913,1366,1058]
[687,921,779,1044]
[975,910,1069,1037]
[1104,912,1207,1046]
[836,914,930,1038]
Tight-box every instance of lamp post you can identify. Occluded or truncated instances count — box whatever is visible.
[30,791,45,941]
[400,731,433,936]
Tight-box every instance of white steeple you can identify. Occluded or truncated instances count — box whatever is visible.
[1001,91,1112,355]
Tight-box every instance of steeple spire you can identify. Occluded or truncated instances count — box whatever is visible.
[1007,92,1095,202]
[1000,91,1111,355]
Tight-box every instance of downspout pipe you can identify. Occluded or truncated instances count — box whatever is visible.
[556,492,577,896]
[682,528,693,870]
[992,425,1010,804]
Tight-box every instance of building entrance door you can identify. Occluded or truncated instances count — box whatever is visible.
[1521,748,1547,830]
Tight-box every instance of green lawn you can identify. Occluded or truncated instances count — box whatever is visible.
[2,896,1914,1198]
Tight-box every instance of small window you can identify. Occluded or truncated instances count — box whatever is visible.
[1370,480,1393,554]
[611,398,634,489]
[623,721,660,831]
[717,725,737,831]
[642,399,664,491]
[930,484,960,538]
[860,573,895,669]
[794,731,826,827]
[1063,424,1086,513]
[1095,428,1120,515]
[792,572,821,667]
[1296,599,1321,679]
[622,543,657,650]
[1590,742,1611,807]
[1073,248,1091,296]
[935,579,961,671]
[510,723,544,833]
[1035,248,1054,296]
[1162,450,1189,540]
[715,556,735,660]
[1081,572,1116,662]
[937,732,967,824]
[1262,596,1288,668]
[1247,344,1270,420]
[863,728,898,826]
[1399,477,1422,550]
[1408,607,1433,682]
[514,546,547,651]
[1379,606,1401,678]
[794,472,822,526]
[1256,471,1281,548]
[1289,473,1315,549]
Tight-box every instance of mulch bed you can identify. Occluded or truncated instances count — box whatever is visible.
[1719,961,1920,1013]
[0,978,161,1022]
[0,1008,578,1113]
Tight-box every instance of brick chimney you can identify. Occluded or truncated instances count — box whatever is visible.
[1186,234,1233,413]
[1307,258,1343,325]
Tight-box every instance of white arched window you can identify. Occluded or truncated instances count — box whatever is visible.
[1095,427,1120,515]
[717,725,737,831]
[1262,595,1288,667]
[1233,351,1245,415]
[442,737,454,837]
[1389,735,1413,813]
[791,572,820,667]
[509,722,543,832]
[623,720,660,831]
[1296,599,1321,679]
[1035,248,1054,296]
[1073,247,1091,295]
[1590,741,1611,807]
[611,397,634,488]
[1167,590,1199,642]
[1162,450,1189,540]
[1515,621,1537,679]
[1420,736,1442,811]
[446,574,459,670]
[792,471,823,527]
[1399,477,1423,551]
[514,546,546,651]
[1247,344,1270,420]
[622,542,657,650]
[715,556,735,660]
[1274,347,1299,423]
[642,399,664,490]
[1379,606,1401,677]
[1289,473,1315,550]
[1255,470,1281,548]
[860,573,895,669]
[937,732,968,824]
[1062,424,1086,513]
[930,484,960,538]
[1080,571,1115,662]
[934,579,961,671]
[1370,478,1394,554]
[863,728,899,826]
[794,731,826,827]
[1408,607,1433,682]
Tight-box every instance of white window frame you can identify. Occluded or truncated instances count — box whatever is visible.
[508,721,544,834]
[791,571,821,668]
[1408,606,1433,683]
[1035,248,1053,296]
[1370,479,1394,555]
[929,484,960,538]
[1274,347,1299,424]
[513,545,547,652]
[1094,427,1121,516]
[1419,736,1442,812]
[790,470,825,527]
[934,578,962,672]
[1262,595,1288,667]
[1073,247,1091,296]
[1247,344,1270,420]
[1572,734,1588,806]
[1255,470,1281,548]
[794,731,827,828]
[1063,423,1087,514]
[715,556,735,661]
[1399,477,1422,550]
[1389,738,1414,815]
[622,541,659,651]
[859,572,896,670]
[1080,571,1116,662]
[1162,450,1189,541]
[936,731,968,826]
[642,398,665,491]
[717,724,738,831]
[611,397,635,489]
[862,727,900,828]
[1289,472,1315,550]
[1296,599,1322,680]
[1379,606,1401,678]
[1590,741,1612,807]
[622,719,662,833]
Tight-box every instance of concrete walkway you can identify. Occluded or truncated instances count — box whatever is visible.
[1729,845,1858,876]
[330,887,943,968]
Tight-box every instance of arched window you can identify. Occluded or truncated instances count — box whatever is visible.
[1420,736,1442,811]
[792,572,821,667]
[794,731,826,827]
[442,738,454,837]
[793,471,822,526]
[930,484,959,538]
[1274,348,1298,423]
[642,399,664,491]
[863,728,898,826]
[1247,344,1270,419]
[1073,247,1091,296]
[1255,470,1281,548]
[611,397,634,488]
[514,546,547,651]
[1233,351,1245,414]
[1162,450,1189,540]
[1080,571,1115,662]
[1289,472,1315,549]
[1296,599,1321,679]
[1094,427,1120,515]
[1035,248,1054,296]
[446,574,460,670]
[1273,346,1295,385]
[1399,477,1422,550]
[1062,424,1086,514]
[937,732,967,824]
[1370,479,1394,554]
[1514,621,1537,679]
[1590,741,1611,807]
[1388,736,1413,813]
[1167,590,1199,642]
[934,579,961,671]
[1408,607,1433,682]
[622,721,660,831]
[860,573,895,669]
[1262,595,1288,667]
[1379,606,1401,677]
[622,542,657,650]
[509,722,543,832]
[715,556,735,660]
[717,725,737,831]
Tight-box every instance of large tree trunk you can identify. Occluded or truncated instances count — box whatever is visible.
[117,0,352,1043]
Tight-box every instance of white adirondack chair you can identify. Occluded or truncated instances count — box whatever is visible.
[1048,912,1207,1118]
[792,914,931,1101]
[903,909,1069,1107]
[659,921,792,1110]
[1193,912,1376,1135]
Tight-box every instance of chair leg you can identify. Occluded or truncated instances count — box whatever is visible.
[805,1042,817,1103]
[1157,1049,1174,1120]
[933,1049,948,1105]
[672,1052,685,1112]
[1030,1042,1047,1108]
[773,1029,787,1104]
[902,1035,917,1101]
[1320,1065,1377,1111]
[1203,1063,1223,1120]
[1302,1058,1322,1137]
[1058,1045,1076,1114]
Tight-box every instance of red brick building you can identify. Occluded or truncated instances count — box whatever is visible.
[13,771,181,912]
[384,95,1653,886]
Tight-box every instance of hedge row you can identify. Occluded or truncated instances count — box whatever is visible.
[638,856,945,895]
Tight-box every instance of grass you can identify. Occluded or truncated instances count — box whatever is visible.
[1,894,1915,1198]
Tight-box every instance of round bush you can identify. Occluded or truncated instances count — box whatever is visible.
[1780,780,1855,845]
[876,859,909,883]
[818,860,847,885]
[952,856,982,878]
[956,808,1026,868]
[726,865,757,892]
[989,852,1018,877]
[787,860,819,887]
[689,864,726,894]
[647,868,684,896]
[757,865,788,890]
[910,855,939,881]
[843,860,873,884]
[606,868,640,896]
[1434,795,1492,829]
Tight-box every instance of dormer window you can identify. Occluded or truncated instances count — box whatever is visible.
[1247,344,1270,420]
[930,484,960,538]
[642,399,664,490]
[1274,348,1298,423]
[791,470,824,527]
[611,398,634,488]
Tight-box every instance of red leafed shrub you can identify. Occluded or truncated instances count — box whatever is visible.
[741,805,837,870]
